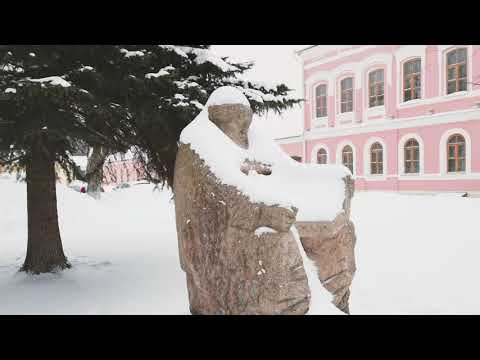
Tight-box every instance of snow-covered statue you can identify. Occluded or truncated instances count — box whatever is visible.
[173,86,356,315]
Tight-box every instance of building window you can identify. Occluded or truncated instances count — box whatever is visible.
[340,77,353,113]
[447,134,466,172]
[342,145,354,173]
[317,148,327,164]
[369,69,384,107]
[446,48,467,94]
[370,142,383,174]
[315,84,327,118]
[404,59,421,102]
[404,139,420,174]
[291,156,302,162]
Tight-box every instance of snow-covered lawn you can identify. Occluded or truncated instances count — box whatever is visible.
[2,175,480,314]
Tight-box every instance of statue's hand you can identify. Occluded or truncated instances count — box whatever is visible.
[268,207,296,232]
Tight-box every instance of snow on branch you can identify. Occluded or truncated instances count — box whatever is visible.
[27,76,71,88]
[145,65,175,79]
[120,48,145,58]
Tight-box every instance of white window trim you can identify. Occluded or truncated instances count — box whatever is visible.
[438,45,473,98]
[365,66,388,118]
[336,140,356,176]
[397,133,425,176]
[310,143,330,164]
[364,136,388,179]
[336,74,356,126]
[312,116,329,129]
[313,82,328,118]
[439,128,471,176]
[395,47,426,108]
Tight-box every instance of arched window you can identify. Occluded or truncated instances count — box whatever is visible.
[369,69,384,107]
[315,84,327,118]
[447,134,466,172]
[317,148,327,164]
[340,77,353,113]
[446,48,467,94]
[370,142,383,174]
[404,59,421,102]
[404,139,420,173]
[342,145,354,173]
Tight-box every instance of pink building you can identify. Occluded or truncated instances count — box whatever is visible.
[277,45,480,193]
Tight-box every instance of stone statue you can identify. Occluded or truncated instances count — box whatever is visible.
[296,185,357,314]
[173,88,357,315]
[174,103,311,315]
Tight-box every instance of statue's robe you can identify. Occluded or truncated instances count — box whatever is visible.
[173,144,311,315]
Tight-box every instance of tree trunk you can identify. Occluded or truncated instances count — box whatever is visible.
[86,145,108,199]
[22,134,70,274]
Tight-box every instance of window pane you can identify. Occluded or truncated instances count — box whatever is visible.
[459,79,467,91]
[404,89,411,102]
[414,75,421,88]
[413,60,421,73]
[347,102,353,112]
[377,95,384,106]
[447,81,456,94]
[414,161,419,173]
[369,96,375,107]
[448,159,456,172]
[457,48,467,62]
[459,64,467,78]
[460,159,466,171]
[378,83,384,95]
[405,149,411,161]
[316,85,326,96]
[413,87,421,99]
[378,70,384,81]
[447,51,456,65]
[458,144,465,157]
[413,147,419,160]
[377,150,383,162]
[378,163,383,174]
[448,67,456,80]
[341,102,346,113]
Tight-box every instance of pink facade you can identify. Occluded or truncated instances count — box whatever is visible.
[278,45,480,192]
[103,159,145,185]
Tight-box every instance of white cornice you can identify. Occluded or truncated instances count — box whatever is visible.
[305,108,480,140]
[276,135,303,144]
[303,46,377,70]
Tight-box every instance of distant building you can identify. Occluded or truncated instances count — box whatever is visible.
[277,45,480,193]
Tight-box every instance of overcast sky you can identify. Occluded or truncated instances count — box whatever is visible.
[212,45,310,138]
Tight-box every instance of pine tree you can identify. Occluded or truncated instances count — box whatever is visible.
[111,45,302,187]
[0,45,302,273]
[0,46,133,273]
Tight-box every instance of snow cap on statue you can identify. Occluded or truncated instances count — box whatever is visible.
[205,86,251,108]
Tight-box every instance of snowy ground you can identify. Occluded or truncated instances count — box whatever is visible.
[2,175,480,314]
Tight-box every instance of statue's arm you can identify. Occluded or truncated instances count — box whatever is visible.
[228,194,297,233]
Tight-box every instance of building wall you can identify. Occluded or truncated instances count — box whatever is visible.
[103,160,145,185]
[278,45,480,192]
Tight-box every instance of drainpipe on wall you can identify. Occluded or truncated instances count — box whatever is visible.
[396,128,400,192]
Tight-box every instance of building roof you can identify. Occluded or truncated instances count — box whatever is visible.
[295,45,318,55]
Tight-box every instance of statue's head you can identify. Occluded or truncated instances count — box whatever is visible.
[206,87,253,149]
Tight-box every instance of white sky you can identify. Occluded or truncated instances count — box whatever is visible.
[212,45,311,138]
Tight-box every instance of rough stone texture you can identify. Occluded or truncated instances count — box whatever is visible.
[296,176,357,314]
[173,103,311,315]
[173,101,357,315]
